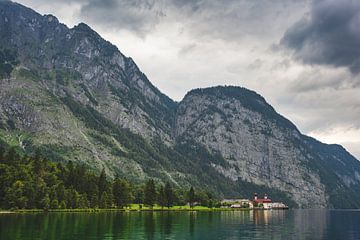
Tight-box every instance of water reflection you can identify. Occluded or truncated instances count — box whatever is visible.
[1,210,360,240]
[252,210,286,225]
[144,213,155,240]
[189,212,196,237]
[293,209,328,240]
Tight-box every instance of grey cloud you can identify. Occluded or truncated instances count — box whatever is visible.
[247,59,263,70]
[178,43,197,56]
[75,0,307,40]
[281,0,360,74]
[80,0,165,36]
[287,68,355,93]
[179,0,307,42]
[279,83,360,132]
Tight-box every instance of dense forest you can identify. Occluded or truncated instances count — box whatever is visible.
[0,146,217,210]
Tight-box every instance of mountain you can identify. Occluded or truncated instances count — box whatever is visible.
[1,1,360,208]
[176,87,360,208]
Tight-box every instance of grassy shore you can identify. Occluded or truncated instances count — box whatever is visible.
[0,205,251,213]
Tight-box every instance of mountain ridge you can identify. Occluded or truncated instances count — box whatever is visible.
[0,1,360,208]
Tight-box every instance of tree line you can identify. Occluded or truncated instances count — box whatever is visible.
[0,147,218,210]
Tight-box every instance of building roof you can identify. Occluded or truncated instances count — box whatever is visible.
[254,199,272,203]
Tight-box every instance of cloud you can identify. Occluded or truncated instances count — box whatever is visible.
[281,0,360,74]
[80,0,165,36]
[72,0,308,41]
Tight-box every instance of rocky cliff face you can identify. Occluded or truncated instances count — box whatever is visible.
[175,87,360,208]
[1,1,360,208]
[176,87,327,207]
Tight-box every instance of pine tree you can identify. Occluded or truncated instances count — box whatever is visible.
[99,192,110,209]
[98,168,107,200]
[158,185,166,208]
[90,193,98,208]
[144,179,156,208]
[33,149,44,176]
[188,186,195,208]
[113,177,133,208]
[66,189,80,209]
[164,182,174,208]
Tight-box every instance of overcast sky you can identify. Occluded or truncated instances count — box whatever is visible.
[16,0,360,159]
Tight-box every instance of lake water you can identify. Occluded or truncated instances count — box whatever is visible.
[1,210,360,239]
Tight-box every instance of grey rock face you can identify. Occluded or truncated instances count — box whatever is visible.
[175,87,360,208]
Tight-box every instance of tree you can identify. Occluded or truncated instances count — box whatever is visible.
[144,179,156,208]
[66,189,80,209]
[56,183,66,203]
[0,145,5,163]
[164,182,174,208]
[98,168,107,200]
[50,199,59,209]
[59,200,67,209]
[33,177,47,209]
[99,191,111,209]
[133,187,144,204]
[158,185,166,208]
[33,149,44,176]
[41,194,50,210]
[113,177,133,208]
[188,186,195,208]
[197,191,209,207]
[66,161,75,187]
[0,164,11,205]
[78,194,89,209]
[5,180,28,209]
[90,193,98,208]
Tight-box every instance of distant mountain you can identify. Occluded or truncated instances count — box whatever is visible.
[1,1,360,208]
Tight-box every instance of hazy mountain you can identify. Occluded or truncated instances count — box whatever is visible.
[1,1,360,208]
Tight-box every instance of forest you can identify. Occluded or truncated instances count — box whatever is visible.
[0,146,217,210]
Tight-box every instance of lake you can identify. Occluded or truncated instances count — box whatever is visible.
[1,210,360,239]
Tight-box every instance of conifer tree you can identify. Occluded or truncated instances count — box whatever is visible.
[33,149,44,176]
[144,179,156,208]
[98,168,107,200]
[164,182,174,208]
[188,186,195,208]
[158,185,166,208]
[113,177,133,208]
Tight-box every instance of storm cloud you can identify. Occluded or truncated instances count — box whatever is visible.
[80,0,165,35]
[75,0,307,41]
[281,0,360,74]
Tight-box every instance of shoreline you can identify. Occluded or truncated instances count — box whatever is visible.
[0,207,254,214]
[0,208,293,214]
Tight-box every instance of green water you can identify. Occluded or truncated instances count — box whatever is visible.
[1,210,360,239]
